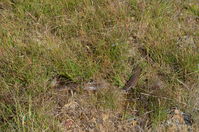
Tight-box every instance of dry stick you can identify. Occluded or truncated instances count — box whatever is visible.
[176,79,190,90]
[123,66,142,92]
[140,92,188,106]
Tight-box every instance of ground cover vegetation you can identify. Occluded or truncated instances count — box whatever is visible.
[0,0,198,131]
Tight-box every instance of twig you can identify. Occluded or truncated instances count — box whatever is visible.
[176,79,189,90]
[26,12,37,21]
[140,92,173,101]
[140,92,187,106]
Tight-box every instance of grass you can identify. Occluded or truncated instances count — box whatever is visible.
[0,0,198,131]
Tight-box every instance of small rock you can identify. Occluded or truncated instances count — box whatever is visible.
[160,108,193,132]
